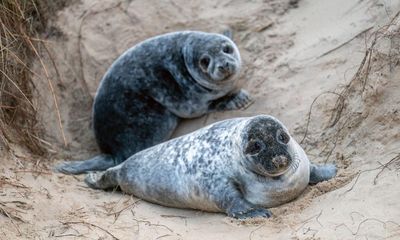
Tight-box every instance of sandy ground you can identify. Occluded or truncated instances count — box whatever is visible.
[1,0,400,239]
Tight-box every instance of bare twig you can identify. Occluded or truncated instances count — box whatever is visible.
[0,69,35,109]
[23,31,67,146]
[60,220,120,240]
[300,91,343,144]
[41,41,64,86]
[249,223,266,240]
[316,26,374,59]
[373,153,400,184]
[107,199,140,222]
[0,204,23,235]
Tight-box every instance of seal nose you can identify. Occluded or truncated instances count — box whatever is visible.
[217,62,232,75]
[271,155,289,169]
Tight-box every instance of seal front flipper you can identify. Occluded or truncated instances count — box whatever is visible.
[232,208,272,219]
[209,89,253,112]
[55,154,116,175]
[216,182,271,219]
[309,163,337,184]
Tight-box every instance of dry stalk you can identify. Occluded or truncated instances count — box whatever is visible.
[302,11,400,165]
[0,0,69,155]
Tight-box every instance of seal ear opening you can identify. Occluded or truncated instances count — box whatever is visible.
[244,139,265,155]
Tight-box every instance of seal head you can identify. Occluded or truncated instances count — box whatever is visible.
[183,33,241,91]
[242,116,293,177]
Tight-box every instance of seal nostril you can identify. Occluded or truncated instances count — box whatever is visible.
[280,157,288,168]
[225,62,232,72]
[218,65,229,74]
[272,156,288,169]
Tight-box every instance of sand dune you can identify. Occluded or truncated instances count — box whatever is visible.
[1,0,400,239]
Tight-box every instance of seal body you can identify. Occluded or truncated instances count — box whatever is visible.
[85,115,337,218]
[56,31,252,174]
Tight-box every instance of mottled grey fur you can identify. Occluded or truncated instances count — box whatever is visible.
[56,31,252,174]
[85,115,337,219]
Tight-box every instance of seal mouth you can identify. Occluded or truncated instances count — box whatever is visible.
[216,64,239,80]
[252,163,292,178]
[193,73,236,92]
[250,150,301,178]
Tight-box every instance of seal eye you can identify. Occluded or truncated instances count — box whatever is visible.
[277,130,290,144]
[200,56,210,71]
[245,139,265,155]
[222,45,233,54]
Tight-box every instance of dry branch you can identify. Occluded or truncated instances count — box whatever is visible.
[0,0,50,155]
[60,220,120,240]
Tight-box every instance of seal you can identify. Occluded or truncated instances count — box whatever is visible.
[84,115,337,219]
[56,31,252,174]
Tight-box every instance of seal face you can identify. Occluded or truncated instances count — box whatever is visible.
[56,31,252,174]
[242,117,293,177]
[183,33,241,90]
[84,115,337,219]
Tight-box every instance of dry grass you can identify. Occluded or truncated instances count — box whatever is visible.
[328,11,400,129]
[0,0,68,155]
[300,11,400,166]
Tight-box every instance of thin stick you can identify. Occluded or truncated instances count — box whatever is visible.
[107,199,140,222]
[0,69,35,109]
[316,26,374,59]
[300,91,343,144]
[61,221,120,240]
[0,205,23,235]
[41,41,64,86]
[373,154,400,184]
[23,30,67,146]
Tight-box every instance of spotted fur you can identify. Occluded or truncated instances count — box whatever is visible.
[84,115,337,219]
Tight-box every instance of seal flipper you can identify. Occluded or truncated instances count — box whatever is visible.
[55,154,116,175]
[208,89,253,112]
[84,168,119,190]
[216,181,271,219]
[309,163,337,184]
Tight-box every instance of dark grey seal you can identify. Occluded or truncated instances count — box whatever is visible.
[56,31,251,174]
[85,115,337,219]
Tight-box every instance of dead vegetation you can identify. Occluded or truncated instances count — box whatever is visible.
[301,12,400,163]
[301,11,400,182]
[0,0,68,156]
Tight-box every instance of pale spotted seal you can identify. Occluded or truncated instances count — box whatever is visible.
[56,31,251,174]
[85,115,337,219]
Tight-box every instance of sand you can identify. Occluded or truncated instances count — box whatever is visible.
[1,0,400,239]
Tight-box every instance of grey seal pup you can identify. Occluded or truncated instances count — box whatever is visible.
[85,115,337,219]
[56,31,251,174]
